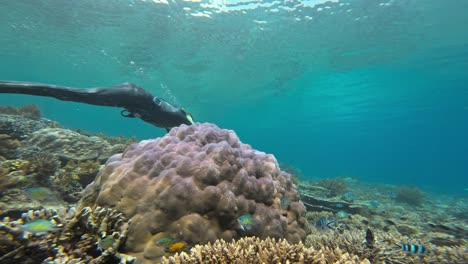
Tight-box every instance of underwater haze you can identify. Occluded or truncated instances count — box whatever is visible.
[1,0,467,193]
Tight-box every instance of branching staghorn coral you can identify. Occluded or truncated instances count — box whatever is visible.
[56,206,134,263]
[0,207,71,263]
[0,206,134,263]
[161,236,368,264]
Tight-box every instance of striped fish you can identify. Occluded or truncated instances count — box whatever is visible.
[315,217,336,229]
[397,244,430,254]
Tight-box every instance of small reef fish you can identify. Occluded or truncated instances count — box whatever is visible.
[397,244,430,254]
[238,214,253,231]
[169,241,186,252]
[315,217,336,229]
[97,237,116,251]
[434,203,450,209]
[20,219,57,234]
[335,210,349,220]
[25,187,53,201]
[156,236,174,246]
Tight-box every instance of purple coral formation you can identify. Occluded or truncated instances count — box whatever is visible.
[80,123,306,261]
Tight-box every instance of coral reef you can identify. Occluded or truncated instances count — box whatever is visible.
[304,225,467,264]
[297,180,369,215]
[0,134,21,159]
[28,152,60,182]
[78,123,307,262]
[297,178,468,264]
[1,105,467,263]
[94,133,137,150]
[50,159,102,202]
[162,237,367,264]
[0,106,136,212]
[0,104,41,119]
[0,207,70,264]
[56,206,134,263]
[299,192,368,215]
[316,178,348,197]
[278,162,303,184]
[63,160,102,184]
[0,159,31,190]
[0,114,59,140]
[23,128,120,162]
[395,186,425,206]
[0,206,134,264]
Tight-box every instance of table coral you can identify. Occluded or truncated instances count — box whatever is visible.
[78,123,307,262]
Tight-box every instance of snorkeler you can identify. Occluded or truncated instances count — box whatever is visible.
[0,80,194,131]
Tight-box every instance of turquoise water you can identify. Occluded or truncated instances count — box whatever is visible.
[1,0,467,193]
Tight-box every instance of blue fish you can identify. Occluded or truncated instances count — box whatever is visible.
[397,244,430,254]
[369,199,380,209]
[315,217,336,229]
[238,214,253,231]
[280,197,290,209]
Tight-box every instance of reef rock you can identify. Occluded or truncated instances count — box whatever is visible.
[0,114,59,140]
[79,123,307,262]
[23,128,121,162]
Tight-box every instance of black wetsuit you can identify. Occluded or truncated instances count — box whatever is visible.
[0,81,194,131]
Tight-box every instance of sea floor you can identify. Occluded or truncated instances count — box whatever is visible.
[0,105,466,263]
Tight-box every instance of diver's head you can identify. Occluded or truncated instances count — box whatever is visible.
[182,108,195,125]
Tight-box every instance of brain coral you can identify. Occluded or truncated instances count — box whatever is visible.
[79,123,306,262]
